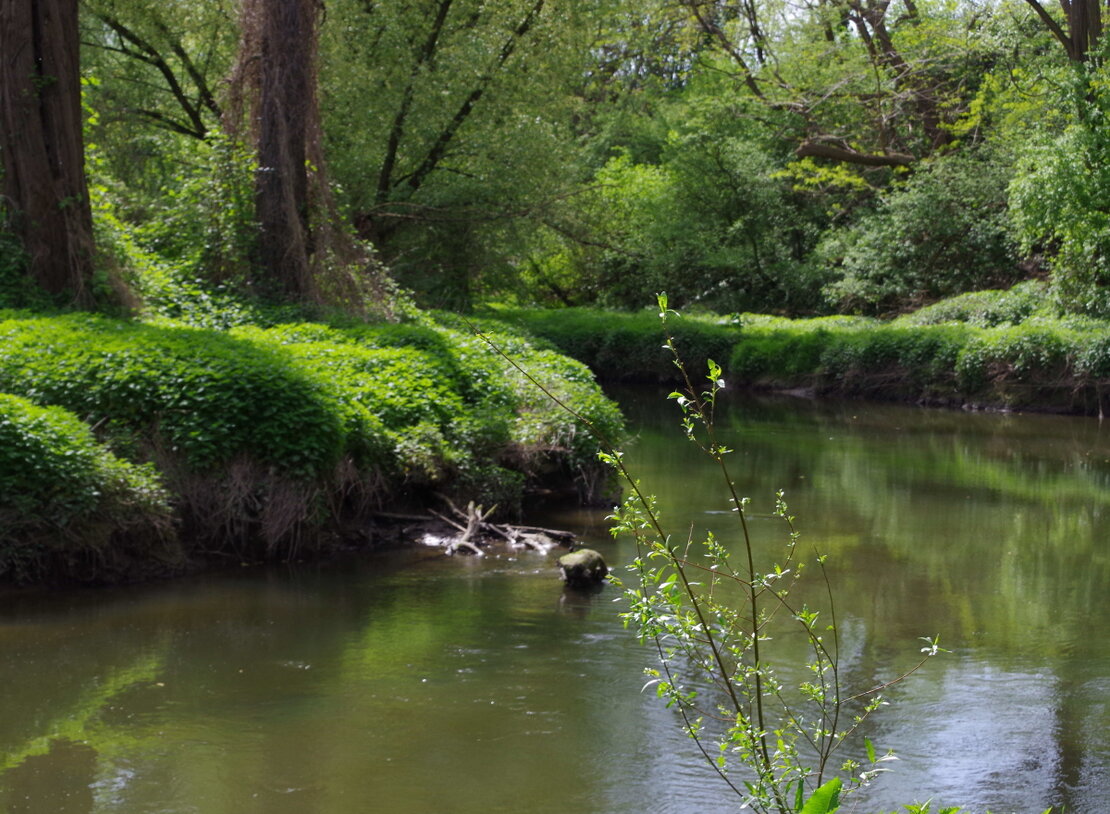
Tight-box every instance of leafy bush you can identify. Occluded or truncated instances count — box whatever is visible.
[99,134,258,288]
[0,308,625,551]
[251,319,625,504]
[954,320,1082,401]
[0,313,346,477]
[0,313,350,552]
[233,322,476,484]
[537,142,827,314]
[820,324,972,400]
[823,151,1021,314]
[0,215,56,310]
[607,300,943,814]
[729,315,876,383]
[1010,117,1110,318]
[895,281,1048,327]
[91,192,311,331]
[0,394,176,583]
[488,302,1110,413]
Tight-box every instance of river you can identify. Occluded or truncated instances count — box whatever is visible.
[1,390,1107,813]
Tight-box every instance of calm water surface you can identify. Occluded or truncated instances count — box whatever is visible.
[2,392,1108,813]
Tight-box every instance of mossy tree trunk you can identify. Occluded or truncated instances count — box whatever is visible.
[0,0,95,306]
[254,0,317,301]
[227,0,321,302]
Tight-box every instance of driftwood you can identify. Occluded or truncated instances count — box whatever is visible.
[430,501,490,556]
[374,495,577,556]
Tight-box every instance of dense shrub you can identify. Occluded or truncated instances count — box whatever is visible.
[0,226,53,311]
[0,394,177,583]
[529,110,829,315]
[954,320,1083,404]
[94,135,258,290]
[895,281,1048,327]
[819,324,972,400]
[0,313,349,552]
[1010,118,1110,318]
[490,301,1110,415]
[823,151,1021,314]
[1075,329,1110,379]
[733,312,1102,409]
[234,323,485,486]
[0,313,346,477]
[729,315,875,383]
[245,319,624,506]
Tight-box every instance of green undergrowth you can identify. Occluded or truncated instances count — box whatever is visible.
[481,306,735,383]
[0,308,623,581]
[487,286,1110,414]
[0,393,177,583]
[896,280,1048,328]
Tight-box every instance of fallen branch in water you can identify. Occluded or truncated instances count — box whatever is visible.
[372,496,577,556]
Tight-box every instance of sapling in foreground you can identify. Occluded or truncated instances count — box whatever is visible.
[473,296,942,814]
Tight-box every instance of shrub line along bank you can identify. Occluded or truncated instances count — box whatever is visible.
[0,309,623,585]
[488,287,1110,416]
[7,284,1103,585]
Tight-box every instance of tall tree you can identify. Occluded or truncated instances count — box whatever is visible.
[1022,0,1102,62]
[226,0,321,301]
[1,0,95,305]
[321,0,596,307]
[677,0,988,170]
[82,0,230,141]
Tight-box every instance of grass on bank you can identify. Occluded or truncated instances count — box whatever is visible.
[5,276,1103,584]
[0,303,622,583]
[489,281,1110,415]
[0,393,177,582]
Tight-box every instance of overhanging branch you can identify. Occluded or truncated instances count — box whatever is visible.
[796,139,916,167]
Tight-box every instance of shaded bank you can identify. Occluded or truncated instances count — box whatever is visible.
[0,310,622,585]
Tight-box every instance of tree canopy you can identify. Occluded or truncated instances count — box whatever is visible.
[2,0,1110,315]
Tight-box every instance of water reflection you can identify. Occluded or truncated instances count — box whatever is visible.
[0,392,1107,813]
[4,739,97,814]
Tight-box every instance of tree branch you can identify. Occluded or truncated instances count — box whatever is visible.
[1021,0,1074,57]
[151,17,222,120]
[376,0,454,204]
[402,0,546,196]
[680,0,766,99]
[89,11,209,138]
[796,139,916,166]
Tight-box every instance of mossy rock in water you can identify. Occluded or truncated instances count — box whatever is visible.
[558,548,608,588]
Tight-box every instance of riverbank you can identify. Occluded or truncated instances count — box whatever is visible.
[0,308,622,585]
[486,282,1110,415]
[8,280,1106,585]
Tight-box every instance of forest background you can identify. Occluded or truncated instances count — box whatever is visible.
[5,0,1110,320]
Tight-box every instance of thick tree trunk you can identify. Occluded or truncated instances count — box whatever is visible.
[1066,0,1102,62]
[0,0,95,305]
[227,0,393,315]
[1023,0,1102,62]
[254,0,316,301]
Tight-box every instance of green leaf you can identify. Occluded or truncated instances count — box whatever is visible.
[865,737,876,764]
[798,777,841,814]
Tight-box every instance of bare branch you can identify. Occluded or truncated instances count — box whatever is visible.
[796,139,916,167]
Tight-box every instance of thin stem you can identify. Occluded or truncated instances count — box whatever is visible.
[467,320,747,738]
[663,323,785,811]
